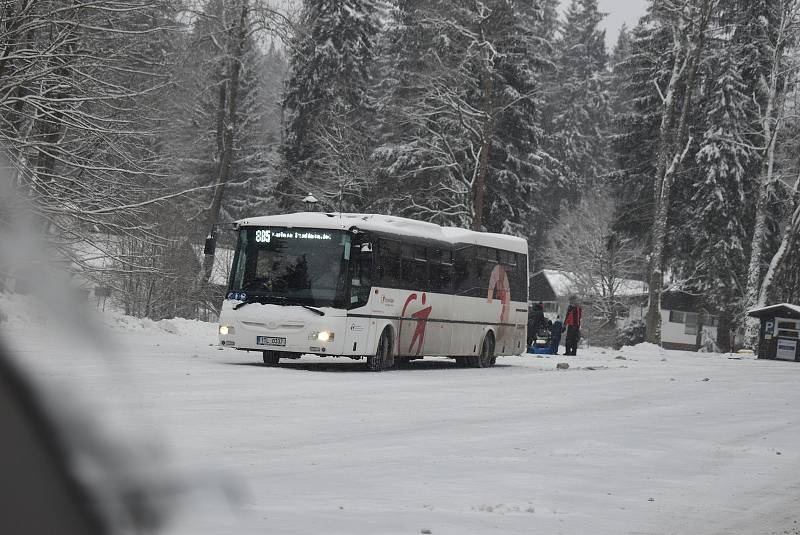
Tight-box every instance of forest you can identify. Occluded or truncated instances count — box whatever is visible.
[1,0,799,350]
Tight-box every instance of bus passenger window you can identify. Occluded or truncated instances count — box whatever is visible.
[429,262,452,293]
[453,246,476,296]
[401,257,427,290]
[478,246,498,263]
[499,250,516,265]
[442,249,453,265]
[377,240,401,287]
[470,247,492,293]
[431,248,452,265]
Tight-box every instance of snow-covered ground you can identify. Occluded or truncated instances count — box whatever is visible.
[3,297,800,535]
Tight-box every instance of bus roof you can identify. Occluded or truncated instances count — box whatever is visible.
[237,212,528,254]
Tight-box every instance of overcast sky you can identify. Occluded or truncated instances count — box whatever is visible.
[593,0,649,49]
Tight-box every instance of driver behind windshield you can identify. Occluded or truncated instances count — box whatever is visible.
[253,251,285,291]
[248,251,311,293]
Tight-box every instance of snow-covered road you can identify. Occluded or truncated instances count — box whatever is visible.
[6,309,800,535]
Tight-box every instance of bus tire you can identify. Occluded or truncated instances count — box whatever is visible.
[262,351,280,367]
[474,333,496,368]
[367,328,392,372]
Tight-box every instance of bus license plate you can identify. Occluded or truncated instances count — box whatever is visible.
[257,336,286,347]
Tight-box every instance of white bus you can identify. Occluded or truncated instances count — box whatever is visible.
[217,212,529,370]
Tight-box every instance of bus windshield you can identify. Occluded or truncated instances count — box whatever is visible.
[229,227,351,308]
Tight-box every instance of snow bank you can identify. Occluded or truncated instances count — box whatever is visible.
[103,310,215,339]
[0,291,216,342]
[619,341,664,355]
[0,291,40,326]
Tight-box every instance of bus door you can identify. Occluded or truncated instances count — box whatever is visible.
[344,235,373,355]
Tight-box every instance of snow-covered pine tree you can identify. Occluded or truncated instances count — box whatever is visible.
[167,20,281,228]
[608,14,672,240]
[537,0,561,43]
[730,0,788,285]
[527,0,612,265]
[759,174,800,304]
[220,43,286,221]
[643,0,718,344]
[679,43,757,351]
[506,0,563,260]
[738,0,800,344]
[371,0,474,226]
[484,1,552,238]
[751,46,800,308]
[280,0,381,213]
[374,0,554,243]
[543,0,610,191]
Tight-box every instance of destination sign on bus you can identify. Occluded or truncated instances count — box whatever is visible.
[255,228,333,243]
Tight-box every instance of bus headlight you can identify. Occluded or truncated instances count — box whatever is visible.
[315,331,334,342]
[219,325,235,336]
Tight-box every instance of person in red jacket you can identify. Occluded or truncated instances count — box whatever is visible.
[563,303,582,356]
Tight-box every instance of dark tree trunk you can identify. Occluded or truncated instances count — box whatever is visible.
[716,311,733,353]
[472,49,493,232]
[695,308,706,351]
[199,2,248,288]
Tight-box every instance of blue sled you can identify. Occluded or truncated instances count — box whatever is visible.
[529,346,555,355]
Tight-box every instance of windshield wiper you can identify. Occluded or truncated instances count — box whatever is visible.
[301,305,325,316]
[232,294,287,310]
[232,294,323,314]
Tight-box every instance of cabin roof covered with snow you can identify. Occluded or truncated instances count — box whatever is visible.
[531,269,648,300]
[237,212,528,254]
[747,303,800,319]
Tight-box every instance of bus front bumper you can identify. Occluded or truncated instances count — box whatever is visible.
[217,303,349,355]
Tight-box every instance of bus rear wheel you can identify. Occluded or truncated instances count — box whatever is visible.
[367,329,392,372]
[470,334,496,368]
[262,351,280,367]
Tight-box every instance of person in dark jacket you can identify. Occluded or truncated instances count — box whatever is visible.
[563,304,582,356]
[527,302,545,349]
[548,318,563,354]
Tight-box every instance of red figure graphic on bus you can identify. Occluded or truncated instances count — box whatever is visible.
[487,265,510,324]
[400,292,433,355]
[410,293,433,354]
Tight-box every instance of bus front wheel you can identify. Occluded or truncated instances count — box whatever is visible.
[367,329,392,372]
[262,351,280,367]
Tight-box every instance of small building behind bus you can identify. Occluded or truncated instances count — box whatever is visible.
[748,303,800,361]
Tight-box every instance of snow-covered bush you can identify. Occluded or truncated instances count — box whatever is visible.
[615,320,646,350]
